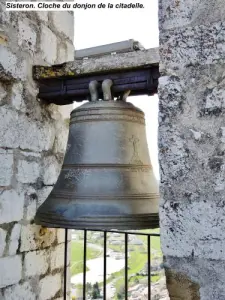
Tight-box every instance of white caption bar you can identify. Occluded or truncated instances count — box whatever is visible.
[6,1,144,11]
[6,1,99,11]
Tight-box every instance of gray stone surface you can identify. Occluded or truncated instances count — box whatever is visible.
[39,273,61,300]
[3,282,36,300]
[0,190,24,224]
[50,12,74,41]
[0,149,13,186]
[0,229,6,257]
[34,47,159,79]
[8,224,21,256]
[0,5,74,299]
[40,25,57,64]
[159,1,225,299]
[0,255,22,288]
[24,250,49,277]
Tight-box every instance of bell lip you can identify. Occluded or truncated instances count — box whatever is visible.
[34,214,159,230]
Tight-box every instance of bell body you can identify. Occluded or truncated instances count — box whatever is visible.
[35,100,159,230]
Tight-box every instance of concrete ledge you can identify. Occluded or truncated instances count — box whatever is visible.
[33,47,159,80]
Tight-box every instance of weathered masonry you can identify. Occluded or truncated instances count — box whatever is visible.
[1,1,225,299]
[0,7,74,300]
[158,1,225,299]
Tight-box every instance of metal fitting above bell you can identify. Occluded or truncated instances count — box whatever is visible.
[35,79,159,230]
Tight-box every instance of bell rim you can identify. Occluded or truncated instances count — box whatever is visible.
[34,213,159,230]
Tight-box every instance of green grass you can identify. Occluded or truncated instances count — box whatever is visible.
[70,229,162,299]
[71,241,102,276]
[106,229,162,299]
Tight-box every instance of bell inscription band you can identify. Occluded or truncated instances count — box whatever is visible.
[35,79,159,230]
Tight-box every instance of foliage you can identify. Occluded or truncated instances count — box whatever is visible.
[92,282,101,299]
[70,229,162,299]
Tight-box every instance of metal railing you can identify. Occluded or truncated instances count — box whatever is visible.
[64,229,160,300]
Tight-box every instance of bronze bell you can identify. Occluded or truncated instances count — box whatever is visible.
[35,79,159,230]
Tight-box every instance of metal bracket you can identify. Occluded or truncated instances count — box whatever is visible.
[35,66,159,105]
[33,47,159,105]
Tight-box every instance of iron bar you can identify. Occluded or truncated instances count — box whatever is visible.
[63,229,68,300]
[83,229,87,300]
[148,235,151,300]
[125,233,128,300]
[65,230,159,300]
[82,228,160,237]
[103,231,107,300]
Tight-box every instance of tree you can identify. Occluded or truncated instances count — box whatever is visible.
[92,282,101,299]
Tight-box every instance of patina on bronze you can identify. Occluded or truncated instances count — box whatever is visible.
[35,80,159,230]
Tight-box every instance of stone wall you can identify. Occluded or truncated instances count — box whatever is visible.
[158,1,225,299]
[0,6,74,300]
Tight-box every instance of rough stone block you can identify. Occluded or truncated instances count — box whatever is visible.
[0,255,22,288]
[25,200,37,221]
[2,282,36,300]
[66,41,75,61]
[8,224,21,256]
[36,11,48,22]
[40,25,57,64]
[0,190,24,224]
[158,75,185,124]
[159,0,225,31]
[165,265,200,300]
[22,186,37,222]
[11,82,26,112]
[0,228,6,257]
[25,250,49,277]
[37,186,53,208]
[160,22,225,71]
[17,160,40,184]
[58,104,73,120]
[57,229,65,244]
[0,82,7,103]
[0,4,10,23]
[51,12,74,41]
[57,43,67,64]
[42,156,61,185]
[204,86,225,113]
[159,0,200,30]
[50,244,64,270]
[0,149,13,186]
[160,200,225,260]
[0,47,27,81]
[165,256,225,300]
[53,120,69,154]
[0,107,55,152]
[18,19,37,53]
[39,273,61,300]
[20,224,56,252]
